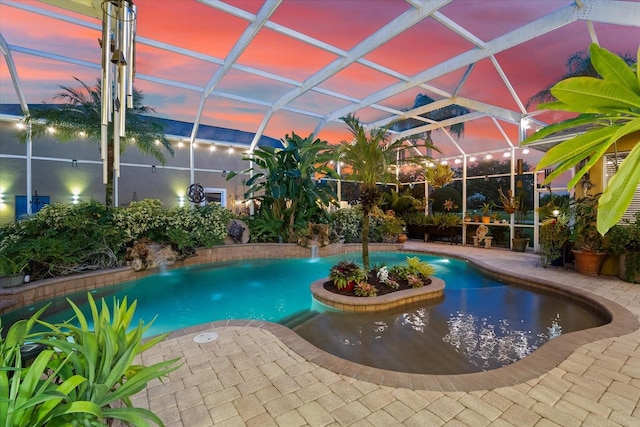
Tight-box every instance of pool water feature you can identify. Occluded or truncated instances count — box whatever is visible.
[3,252,607,374]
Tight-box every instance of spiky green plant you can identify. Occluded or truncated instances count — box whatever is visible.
[405,256,436,279]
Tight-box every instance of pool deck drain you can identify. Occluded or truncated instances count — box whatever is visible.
[192,332,219,343]
[133,242,640,426]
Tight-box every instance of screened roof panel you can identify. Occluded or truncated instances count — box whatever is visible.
[135,44,216,89]
[269,0,411,52]
[438,0,566,41]
[286,91,352,117]
[363,18,475,77]
[136,2,249,59]
[234,27,339,81]
[0,0,638,157]
[215,69,296,104]
[317,62,402,100]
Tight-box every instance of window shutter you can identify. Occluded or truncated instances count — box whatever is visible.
[604,153,640,224]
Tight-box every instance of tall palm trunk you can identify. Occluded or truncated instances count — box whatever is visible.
[361,206,371,270]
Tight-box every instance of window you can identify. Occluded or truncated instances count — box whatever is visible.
[201,188,227,208]
[604,152,640,224]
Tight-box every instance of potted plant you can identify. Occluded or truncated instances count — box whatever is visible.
[0,254,29,288]
[329,260,366,292]
[481,202,492,224]
[540,213,572,267]
[607,211,640,283]
[571,195,608,275]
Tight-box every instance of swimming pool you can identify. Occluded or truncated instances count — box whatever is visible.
[3,252,607,374]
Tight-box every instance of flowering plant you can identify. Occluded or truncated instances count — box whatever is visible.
[329,260,365,290]
[354,281,378,297]
[407,274,424,288]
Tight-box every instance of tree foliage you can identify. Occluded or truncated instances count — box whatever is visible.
[23,76,173,206]
[228,132,338,243]
[524,44,640,235]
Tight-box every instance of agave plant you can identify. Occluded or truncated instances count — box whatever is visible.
[523,43,640,235]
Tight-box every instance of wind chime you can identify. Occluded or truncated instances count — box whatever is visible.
[99,0,136,184]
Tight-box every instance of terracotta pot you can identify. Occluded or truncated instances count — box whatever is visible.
[481,216,491,224]
[572,249,607,276]
[397,233,408,243]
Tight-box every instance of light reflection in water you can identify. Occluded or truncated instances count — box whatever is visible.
[443,312,563,369]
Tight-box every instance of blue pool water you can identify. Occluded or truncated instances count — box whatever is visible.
[3,252,606,374]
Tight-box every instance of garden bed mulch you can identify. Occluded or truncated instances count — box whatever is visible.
[323,272,432,297]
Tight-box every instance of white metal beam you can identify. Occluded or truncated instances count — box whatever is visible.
[320,1,586,127]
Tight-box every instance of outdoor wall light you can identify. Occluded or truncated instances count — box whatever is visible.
[228,147,234,154]
[179,195,185,208]
[210,145,216,152]
[151,165,156,173]
[454,158,462,164]
[503,151,511,158]
[485,154,493,160]
[522,148,530,155]
[468,156,477,162]
[440,159,448,165]
[72,194,80,205]
[222,170,227,177]
[71,159,78,168]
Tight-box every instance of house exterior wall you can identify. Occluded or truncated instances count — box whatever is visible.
[0,120,252,224]
[576,131,639,200]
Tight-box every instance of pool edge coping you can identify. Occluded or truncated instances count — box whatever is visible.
[162,246,639,392]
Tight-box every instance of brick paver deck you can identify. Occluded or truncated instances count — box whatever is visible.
[132,243,640,426]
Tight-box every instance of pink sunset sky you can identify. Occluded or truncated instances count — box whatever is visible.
[1,0,639,161]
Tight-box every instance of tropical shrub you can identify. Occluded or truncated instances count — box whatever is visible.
[227,132,338,243]
[405,256,436,279]
[0,201,122,279]
[0,198,233,281]
[523,43,640,235]
[329,260,365,290]
[354,282,378,297]
[0,295,180,426]
[331,207,363,243]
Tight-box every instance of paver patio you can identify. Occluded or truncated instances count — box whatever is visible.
[131,242,640,426]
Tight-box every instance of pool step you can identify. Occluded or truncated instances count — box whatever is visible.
[279,310,321,329]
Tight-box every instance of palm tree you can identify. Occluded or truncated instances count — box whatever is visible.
[339,114,435,269]
[526,49,635,108]
[25,76,173,206]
